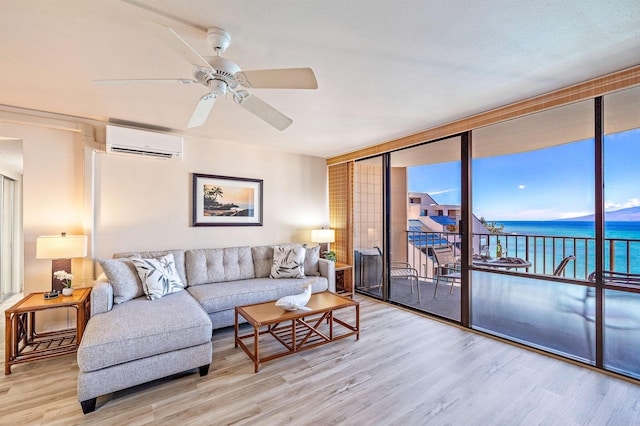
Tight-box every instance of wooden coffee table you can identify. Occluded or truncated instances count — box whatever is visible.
[235,292,359,372]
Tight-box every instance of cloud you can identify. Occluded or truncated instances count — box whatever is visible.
[605,198,640,210]
[556,211,593,219]
[623,198,640,208]
[605,201,621,209]
[428,188,457,195]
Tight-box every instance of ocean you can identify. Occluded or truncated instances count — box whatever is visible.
[489,221,640,276]
[499,220,640,240]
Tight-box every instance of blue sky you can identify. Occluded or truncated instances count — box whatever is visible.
[408,128,640,221]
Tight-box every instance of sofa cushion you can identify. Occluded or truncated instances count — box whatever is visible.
[251,245,274,278]
[187,276,329,314]
[131,254,185,300]
[77,290,212,373]
[270,245,306,278]
[186,247,254,285]
[304,245,321,276]
[99,258,144,304]
[114,249,188,286]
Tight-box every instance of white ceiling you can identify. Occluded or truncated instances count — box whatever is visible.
[1,0,639,159]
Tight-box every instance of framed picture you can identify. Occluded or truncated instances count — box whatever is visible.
[192,173,263,226]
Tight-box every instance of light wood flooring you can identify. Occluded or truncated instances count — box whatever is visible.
[2,294,640,425]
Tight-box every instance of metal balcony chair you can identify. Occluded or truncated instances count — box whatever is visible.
[390,261,421,303]
[432,245,461,297]
[553,255,576,276]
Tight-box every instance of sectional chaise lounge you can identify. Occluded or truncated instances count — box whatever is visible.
[76,244,335,413]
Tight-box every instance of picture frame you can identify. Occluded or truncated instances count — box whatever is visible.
[192,173,263,226]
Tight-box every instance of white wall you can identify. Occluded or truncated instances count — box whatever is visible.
[94,134,328,259]
[1,121,329,299]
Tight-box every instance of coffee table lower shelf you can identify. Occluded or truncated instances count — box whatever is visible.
[235,292,359,373]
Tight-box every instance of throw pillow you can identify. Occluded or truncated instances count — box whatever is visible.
[270,245,306,278]
[131,254,185,300]
[251,245,274,278]
[304,245,320,276]
[99,258,144,304]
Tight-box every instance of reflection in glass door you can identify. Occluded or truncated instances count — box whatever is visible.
[389,137,462,321]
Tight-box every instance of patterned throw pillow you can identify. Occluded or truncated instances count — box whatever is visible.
[131,254,185,300]
[270,245,306,278]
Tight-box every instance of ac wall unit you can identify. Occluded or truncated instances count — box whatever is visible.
[106,125,183,159]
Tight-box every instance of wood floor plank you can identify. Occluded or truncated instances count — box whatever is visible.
[2,295,640,425]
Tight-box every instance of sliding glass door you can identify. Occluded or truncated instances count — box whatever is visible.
[470,99,596,363]
[602,85,640,379]
[347,85,640,381]
[388,137,462,321]
[353,156,385,298]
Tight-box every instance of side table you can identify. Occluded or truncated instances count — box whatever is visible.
[5,287,91,375]
[335,263,353,297]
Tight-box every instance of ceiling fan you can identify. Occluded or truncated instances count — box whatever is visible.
[95,26,318,131]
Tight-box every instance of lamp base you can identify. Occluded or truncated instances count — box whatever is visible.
[319,243,332,256]
[51,258,71,292]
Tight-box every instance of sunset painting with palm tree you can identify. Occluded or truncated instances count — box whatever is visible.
[203,184,253,216]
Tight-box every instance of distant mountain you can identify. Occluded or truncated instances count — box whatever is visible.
[559,206,640,221]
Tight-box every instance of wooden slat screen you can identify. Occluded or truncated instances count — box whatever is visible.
[328,162,353,265]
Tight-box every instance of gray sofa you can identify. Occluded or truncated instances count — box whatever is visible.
[77,244,334,414]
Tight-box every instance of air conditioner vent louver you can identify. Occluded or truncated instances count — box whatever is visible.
[106,125,183,160]
[109,146,175,159]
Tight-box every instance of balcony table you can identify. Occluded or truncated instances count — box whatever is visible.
[472,256,531,270]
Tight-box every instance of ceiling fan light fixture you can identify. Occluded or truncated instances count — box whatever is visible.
[208,79,227,96]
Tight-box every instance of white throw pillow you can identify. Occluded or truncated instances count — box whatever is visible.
[270,245,306,278]
[131,254,185,300]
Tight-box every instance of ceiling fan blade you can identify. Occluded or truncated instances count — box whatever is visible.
[235,93,293,131]
[188,94,217,128]
[155,25,212,69]
[235,68,318,89]
[94,78,196,85]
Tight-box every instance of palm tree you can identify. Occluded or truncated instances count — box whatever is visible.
[204,186,224,206]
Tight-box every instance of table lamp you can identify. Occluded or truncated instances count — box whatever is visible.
[311,228,335,254]
[36,232,88,292]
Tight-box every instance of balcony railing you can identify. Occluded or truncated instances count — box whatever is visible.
[405,230,640,279]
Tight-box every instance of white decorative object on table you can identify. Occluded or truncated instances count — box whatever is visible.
[275,277,318,311]
[54,270,74,296]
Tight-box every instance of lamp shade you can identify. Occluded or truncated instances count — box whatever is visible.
[36,234,87,259]
[311,229,335,244]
